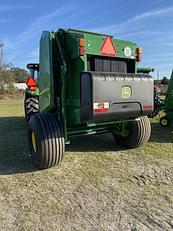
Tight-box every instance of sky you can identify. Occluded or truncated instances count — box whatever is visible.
[1,0,173,79]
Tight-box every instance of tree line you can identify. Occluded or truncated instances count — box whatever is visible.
[0,63,28,95]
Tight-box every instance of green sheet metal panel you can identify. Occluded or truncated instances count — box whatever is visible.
[67,29,137,59]
[61,31,85,125]
[66,57,85,125]
[63,32,79,60]
[83,32,137,59]
[39,31,55,112]
[165,70,173,111]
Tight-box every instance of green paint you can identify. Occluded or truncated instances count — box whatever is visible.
[26,88,39,96]
[39,31,55,112]
[84,32,137,60]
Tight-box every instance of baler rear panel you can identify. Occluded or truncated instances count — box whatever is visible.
[61,30,153,126]
[80,72,153,122]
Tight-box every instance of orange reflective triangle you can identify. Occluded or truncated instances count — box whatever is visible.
[100,36,116,56]
[26,76,38,87]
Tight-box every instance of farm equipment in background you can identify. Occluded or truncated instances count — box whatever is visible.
[24,28,154,169]
[24,64,39,122]
[152,86,164,118]
[137,67,154,74]
[159,70,173,127]
[136,67,164,118]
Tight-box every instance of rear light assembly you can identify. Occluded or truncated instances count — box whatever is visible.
[93,102,110,113]
[143,105,153,110]
[79,47,85,56]
[136,47,142,62]
[79,38,85,56]
[80,38,85,47]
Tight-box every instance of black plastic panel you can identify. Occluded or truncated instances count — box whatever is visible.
[80,71,154,122]
[87,55,134,73]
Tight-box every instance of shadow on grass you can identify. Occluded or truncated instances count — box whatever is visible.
[0,117,37,175]
[0,117,172,175]
[150,123,173,143]
[66,133,123,153]
[0,117,124,175]
[67,122,173,152]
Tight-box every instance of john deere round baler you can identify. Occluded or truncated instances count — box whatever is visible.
[24,28,153,169]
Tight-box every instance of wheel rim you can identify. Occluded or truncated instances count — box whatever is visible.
[161,118,168,126]
[32,131,37,152]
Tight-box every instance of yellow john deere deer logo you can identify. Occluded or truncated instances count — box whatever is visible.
[121,86,132,99]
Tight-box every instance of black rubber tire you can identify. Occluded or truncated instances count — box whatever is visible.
[24,93,39,123]
[113,116,151,148]
[27,112,65,169]
[160,116,169,127]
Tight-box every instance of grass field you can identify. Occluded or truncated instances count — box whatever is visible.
[0,99,173,231]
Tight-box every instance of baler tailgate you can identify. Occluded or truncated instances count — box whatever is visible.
[80,72,153,122]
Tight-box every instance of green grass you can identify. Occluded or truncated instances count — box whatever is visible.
[0,99,173,231]
[0,99,24,117]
